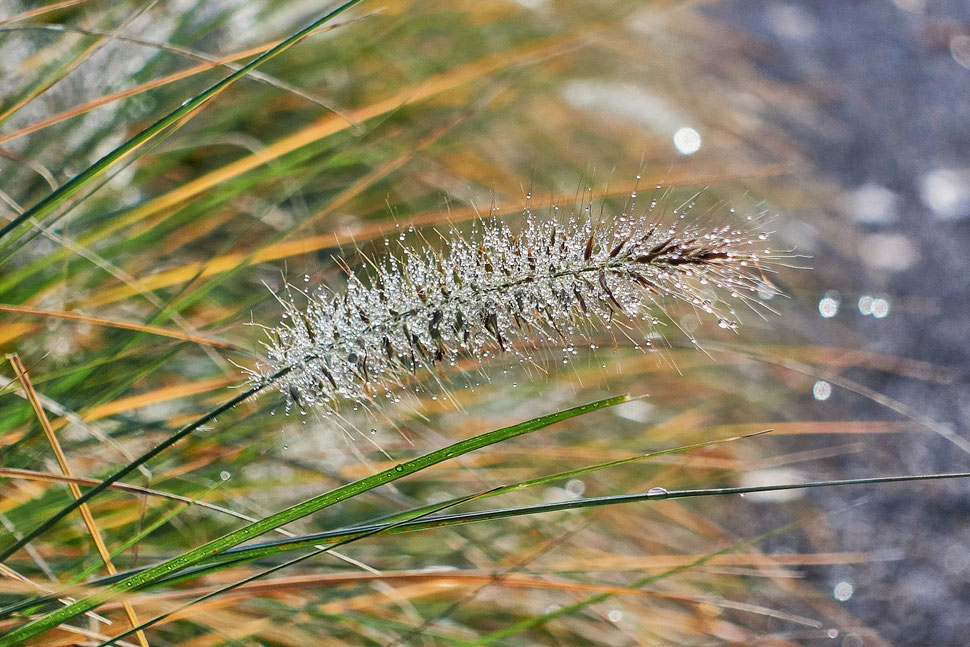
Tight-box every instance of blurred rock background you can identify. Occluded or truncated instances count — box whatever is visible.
[714,1,970,644]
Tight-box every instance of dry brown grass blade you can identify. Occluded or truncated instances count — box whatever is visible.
[0,146,58,188]
[0,0,90,27]
[0,194,236,367]
[82,164,783,310]
[68,597,316,647]
[111,570,643,609]
[0,564,36,589]
[763,344,959,384]
[0,466,222,512]
[296,111,469,235]
[0,2,154,126]
[81,207,502,309]
[0,43,274,146]
[711,421,911,436]
[0,323,32,347]
[81,375,236,421]
[0,431,25,446]
[84,30,596,245]
[544,551,882,572]
[0,13,370,144]
[0,366,154,476]
[178,607,315,647]
[0,467,376,576]
[108,114,468,319]
[5,354,150,647]
[716,344,970,455]
[0,304,236,349]
[0,563,115,627]
[320,581,455,615]
[649,590,823,629]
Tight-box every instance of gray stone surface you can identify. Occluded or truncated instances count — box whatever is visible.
[714,1,970,644]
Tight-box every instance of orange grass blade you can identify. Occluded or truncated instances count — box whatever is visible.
[0,42,276,146]
[82,166,783,309]
[89,32,594,240]
[0,1,91,27]
[81,375,237,422]
[0,304,235,349]
[5,354,150,647]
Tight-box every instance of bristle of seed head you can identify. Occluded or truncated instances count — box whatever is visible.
[246,200,782,412]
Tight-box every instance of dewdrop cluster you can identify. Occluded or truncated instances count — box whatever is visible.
[248,203,780,412]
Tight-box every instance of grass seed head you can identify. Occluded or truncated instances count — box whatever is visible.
[247,195,783,412]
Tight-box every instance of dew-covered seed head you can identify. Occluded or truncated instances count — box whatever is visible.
[247,198,782,412]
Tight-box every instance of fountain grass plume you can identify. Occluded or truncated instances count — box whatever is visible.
[247,191,783,412]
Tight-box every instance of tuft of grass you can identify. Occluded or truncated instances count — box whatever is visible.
[0,1,960,645]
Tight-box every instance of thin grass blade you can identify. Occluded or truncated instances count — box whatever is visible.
[0,394,627,645]
[0,0,365,244]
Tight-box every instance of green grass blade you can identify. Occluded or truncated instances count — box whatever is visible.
[0,497,208,621]
[208,469,970,565]
[0,0,365,244]
[467,472,970,645]
[0,371,283,565]
[68,482,225,585]
[0,394,628,645]
[372,429,771,526]
[96,488,499,647]
[0,377,282,562]
[57,468,970,598]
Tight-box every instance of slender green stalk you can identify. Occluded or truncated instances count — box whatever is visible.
[468,473,970,644]
[2,500,204,622]
[368,430,772,526]
[69,484,224,585]
[175,470,970,567]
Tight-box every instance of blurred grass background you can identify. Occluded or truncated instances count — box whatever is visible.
[1,0,966,645]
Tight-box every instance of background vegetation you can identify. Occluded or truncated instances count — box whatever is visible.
[1,0,966,645]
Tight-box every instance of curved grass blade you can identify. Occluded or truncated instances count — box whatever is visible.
[371,428,772,526]
[4,354,149,647]
[0,0,365,244]
[95,488,499,647]
[0,0,91,27]
[0,368,289,564]
[45,469,970,600]
[464,476,970,645]
[200,470,970,567]
[0,304,235,349]
[0,15,374,145]
[1,488,225,621]
[0,395,628,645]
[0,483,226,620]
